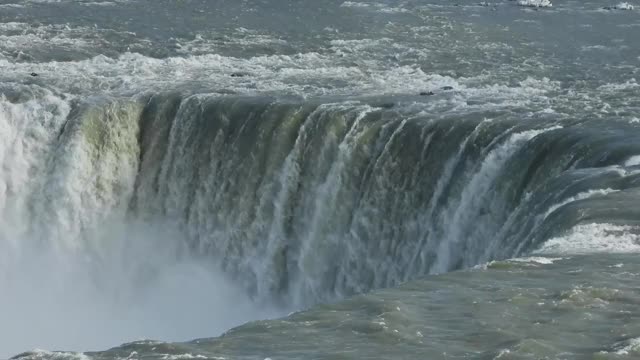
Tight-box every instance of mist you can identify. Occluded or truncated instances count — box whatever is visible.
[0,221,280,358]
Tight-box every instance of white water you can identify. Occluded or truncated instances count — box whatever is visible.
[0,93,276,358]
[432,126,562,272]
[535,223,640,254]
[517,0,553,8]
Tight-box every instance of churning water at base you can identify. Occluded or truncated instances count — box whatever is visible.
[1,0,640,358]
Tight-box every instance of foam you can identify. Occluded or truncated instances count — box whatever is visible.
[175,29,289,56]
[0,50,559,107]
[340,1,371,8]
[535,223,640,255]
[598,337,640,356]
[615,2,635,10]
[597,79,639,92]
[12,349,92,360]
[517,0,553,8]
[0,3,25,8]
[614,337,640,355]
[510,256,564,264]
[0,22,138,62]
[624,155,640,167]
[24,0,129,3]
[340,1,409,13]
[160,355,209,360]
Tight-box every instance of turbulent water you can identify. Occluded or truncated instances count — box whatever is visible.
[1,0,640,359]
